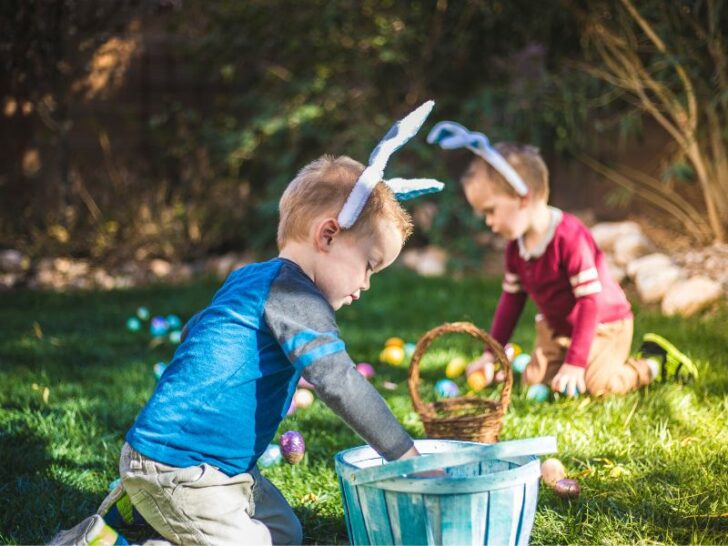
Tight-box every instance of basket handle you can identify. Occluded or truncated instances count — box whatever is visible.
[346,436,557,486]
[407,322,512,417]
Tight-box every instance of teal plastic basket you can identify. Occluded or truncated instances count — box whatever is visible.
[335,437,557,545]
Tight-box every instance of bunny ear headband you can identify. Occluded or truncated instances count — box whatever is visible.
[337,100,445,229]
[426,121,528,196]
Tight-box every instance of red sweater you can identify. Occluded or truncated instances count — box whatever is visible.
[490,209,632,367]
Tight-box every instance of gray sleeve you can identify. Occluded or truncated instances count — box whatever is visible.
[264,263,414,461]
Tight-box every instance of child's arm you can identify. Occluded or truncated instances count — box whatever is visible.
[180,311,203,343]
[264,271,414,462]
[551,231,602,396]
[474,247,528,367]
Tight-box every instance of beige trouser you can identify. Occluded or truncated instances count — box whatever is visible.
[522,315,652,396]
[119,443,302,546]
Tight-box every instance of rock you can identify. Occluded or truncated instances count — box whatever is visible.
[0,249,29,273]
[400,246,448,276]
[206,253,252,279]
[606,259,626,285]
[635,265,684,304]
[613,232,653,265]
[149,258,172,278]
[626,253,674,280]
[591,221,642,253]
[0,272,22,289]
[661,276,723,316]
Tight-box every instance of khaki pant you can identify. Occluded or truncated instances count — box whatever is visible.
[119,443,302,546]
[523,315,652,396]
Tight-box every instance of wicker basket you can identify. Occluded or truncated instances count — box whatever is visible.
[407,321,512,443]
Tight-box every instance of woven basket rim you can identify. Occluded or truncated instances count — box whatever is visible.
[407,321,512,437]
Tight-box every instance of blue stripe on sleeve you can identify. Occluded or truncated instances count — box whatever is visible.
[281,329,338,357]
[294,340,346,369]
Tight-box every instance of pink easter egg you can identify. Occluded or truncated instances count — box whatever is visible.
[356,362,375,379]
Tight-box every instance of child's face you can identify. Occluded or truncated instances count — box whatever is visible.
[462,164,530,240]
[315,220,403,311]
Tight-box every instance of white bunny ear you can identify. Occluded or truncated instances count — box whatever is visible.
[338,101,435,229]
[427,120,529,197]
[384,178,444,201]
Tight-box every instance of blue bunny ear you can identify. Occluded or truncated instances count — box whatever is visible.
[427,120,529,197]
[338,100,437,229]
[385,178,444,201]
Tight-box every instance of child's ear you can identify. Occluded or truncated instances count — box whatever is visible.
[314,218,341,251]
[518,194,531,208]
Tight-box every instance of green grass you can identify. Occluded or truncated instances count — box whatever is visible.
[1,269,727,544]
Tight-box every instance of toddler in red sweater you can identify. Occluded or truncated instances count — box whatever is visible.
[428,122,697,397]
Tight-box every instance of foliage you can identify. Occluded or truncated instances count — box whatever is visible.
[574,0,728,242]
[0,0,583,263]
[1,270,726,544]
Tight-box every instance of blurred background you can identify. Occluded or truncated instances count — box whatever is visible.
[2,0,727,288]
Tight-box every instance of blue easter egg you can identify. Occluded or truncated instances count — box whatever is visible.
[153,362,168,380]
[150,316,169,337]
[258,443,282,467]
[166,314,182,330]
[136,306,150,320]
[435,379,460,398]
[169,330,182,344]
[404,342,416,358]
[126,317,141,332]
[526,383,550,402]
[512,353,531,374]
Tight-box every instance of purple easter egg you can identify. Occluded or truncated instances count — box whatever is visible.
[356,362,375,379]
[280,430,305,464]
[298,376,314,390]
[554,478,581,499]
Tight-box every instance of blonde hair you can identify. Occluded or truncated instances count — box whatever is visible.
[277,155,413,249]
[464,143,549,201]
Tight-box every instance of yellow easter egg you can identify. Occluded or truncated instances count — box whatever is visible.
[384,337,405,348]
[445,356,468,378]
[467,370,488,391]
[380,345,405,366]
[293,388,314,409]
[505,342,522,361]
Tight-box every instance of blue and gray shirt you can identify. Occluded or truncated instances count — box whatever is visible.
[126,257,413,476]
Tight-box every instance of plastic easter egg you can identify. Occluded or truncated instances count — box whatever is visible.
[298,376,314,390]
[356,362,375,379]
[512,353,531,374]
[380,346,405,366]
[382,381,398,391]
[293,388,314,409]
[126,317,141,332]
[258,443,282,467]
[527,383,550,402]
[504,342,522,361]
[280,431,305,464]
[153,362,167,380]
[466,370,488,391]
[404,342,416,358]
[384,337,405,348]
[541,458,566,487]
[286,400,296,416]
[435,379,460,398]
[136,306,150,321]
[445,356,468,379]
[554,478,581,499]
[166,314,182,330]
[150,316,169,337]
[494,369,506,383]
[168,330,182,344]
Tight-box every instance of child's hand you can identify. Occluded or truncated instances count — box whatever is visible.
[551,363,586,398]
[398,446,447,478]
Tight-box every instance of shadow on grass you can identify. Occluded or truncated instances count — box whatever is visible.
[0,425,103,545]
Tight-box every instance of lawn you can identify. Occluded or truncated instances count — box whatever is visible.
[1,268,726,544]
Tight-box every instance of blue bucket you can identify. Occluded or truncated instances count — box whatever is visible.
[335,437,557,545]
